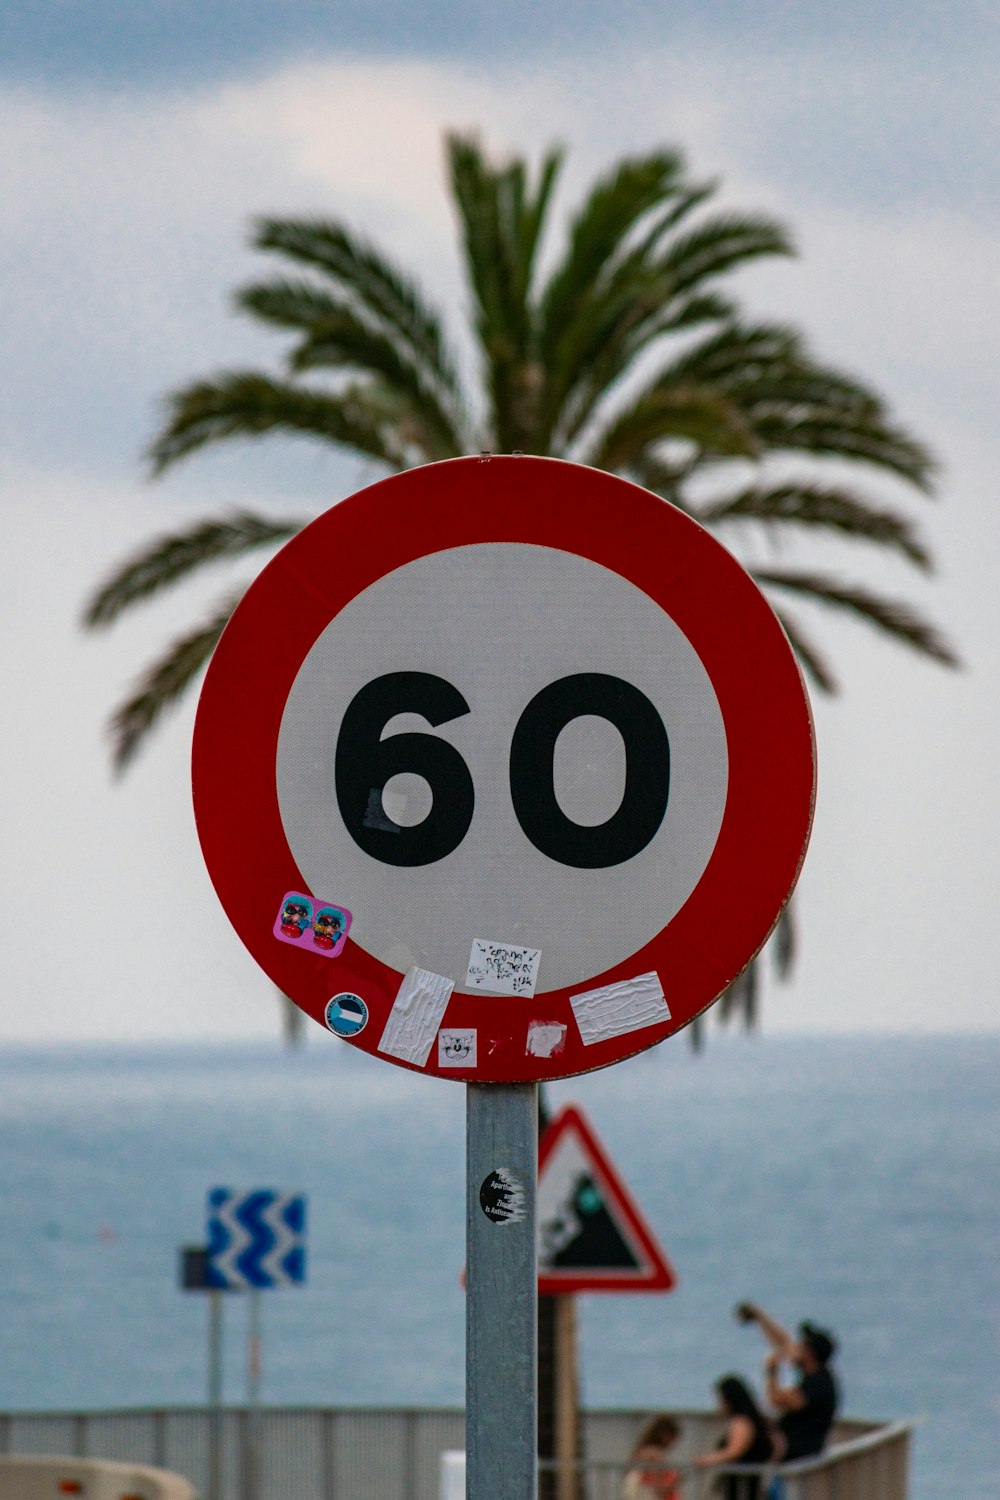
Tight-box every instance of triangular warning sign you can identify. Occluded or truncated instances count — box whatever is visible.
[538,1104,676,1294]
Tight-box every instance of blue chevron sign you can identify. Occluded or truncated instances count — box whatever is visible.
[205,1188,307,1290]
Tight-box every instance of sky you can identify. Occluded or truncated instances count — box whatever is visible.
[1,1,998,1043]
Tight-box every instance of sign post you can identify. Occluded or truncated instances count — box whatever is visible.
[204,1189,307,1500]
[536,1103,677,1500]
[192,455,816,1500]
[177,1245,227,1500]
[467,1085,538,1500]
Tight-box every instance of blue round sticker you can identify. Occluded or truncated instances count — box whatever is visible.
[325,993,369,1037]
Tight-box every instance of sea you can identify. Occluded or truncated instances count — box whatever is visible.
[0,1035,995,1500]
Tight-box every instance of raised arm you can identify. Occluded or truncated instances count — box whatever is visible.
[740,1302,796,1356]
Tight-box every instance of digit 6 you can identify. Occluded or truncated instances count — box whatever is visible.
[334,672,474,867]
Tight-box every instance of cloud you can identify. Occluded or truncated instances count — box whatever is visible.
[3,0,995,93]
[0,46,996,1038]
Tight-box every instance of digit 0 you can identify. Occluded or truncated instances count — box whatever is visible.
[509,673,670,868]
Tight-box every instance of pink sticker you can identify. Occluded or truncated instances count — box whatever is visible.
[273,892,352,957]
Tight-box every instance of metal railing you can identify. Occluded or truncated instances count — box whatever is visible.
[541,1419,914,1500]
[0,1407,913,1500]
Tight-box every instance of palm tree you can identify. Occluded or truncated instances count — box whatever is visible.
[83,131,956,1035]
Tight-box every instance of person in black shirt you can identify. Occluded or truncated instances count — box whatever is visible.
[692,1375,776,1500]
[734,1302,839,1461]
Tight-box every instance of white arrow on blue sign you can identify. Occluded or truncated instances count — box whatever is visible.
[205,1188,307,1290]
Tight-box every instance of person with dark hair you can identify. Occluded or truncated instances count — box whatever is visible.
[621,1413,682,1500]
[734,1302,839,1461]
[692,1376,775,1500]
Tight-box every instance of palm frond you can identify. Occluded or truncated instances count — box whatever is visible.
[698,484,932,569]
[586,384,758,472]
[447,133,562,449]
[756,569,960,666]
[538,151,698,442]
[553,287,740,454]
[235,277,351,335]
[539,149,688,365]
[749,408,935,489]
[653,320,802,390]
[631,180,718,250]
[660,289,739,332]
[657,322,935,490]
[108,591,244,774]
[717,960,759,1031]
[771,902,797,979]
[447,133,519,346]
[147,372,413,474]
[657,211,794,298]
[627,455,697,510]
[512,144,563,298]
[771,606,840,693]
[82,512,305,629]
[252,217,461,397]
[237,280,466,456]
[543,262,677,450]
[548,193,739,445]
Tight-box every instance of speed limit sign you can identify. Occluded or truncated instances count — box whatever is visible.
[193,456,815,1082]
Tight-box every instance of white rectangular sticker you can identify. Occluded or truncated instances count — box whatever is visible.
[466,940,542,997]
[569,971,669,1045]
[438,1029,477,1068]
[379,967,455,1066]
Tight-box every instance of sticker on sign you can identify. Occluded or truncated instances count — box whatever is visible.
[466,940,542,996]
[193,456,815,1082]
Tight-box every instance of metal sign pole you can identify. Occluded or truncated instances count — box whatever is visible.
[466,1082,538,1500]
[207,1290,223,1500]
[247,1288,262,1405]
[208,1288,223,1404]
[246,1289,262,1500]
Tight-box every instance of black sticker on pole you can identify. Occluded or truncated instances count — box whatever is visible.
[479,1168,526,1225]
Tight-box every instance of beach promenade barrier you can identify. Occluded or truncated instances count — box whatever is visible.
[533,1418,914,1500]
[0,1407,912,1500]
[0,1453,196,1500]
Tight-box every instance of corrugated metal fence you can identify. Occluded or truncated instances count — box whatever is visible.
[0,1408,463,1500]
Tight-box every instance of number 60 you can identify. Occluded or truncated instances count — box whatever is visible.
[334,671,670,870]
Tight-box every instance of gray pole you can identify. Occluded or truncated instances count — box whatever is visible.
[207,1291,223,1500]
[208,1289,224,1405]
[466,1082,538,1500]
[247,1288,262,1406]
[246,1289,262,1500]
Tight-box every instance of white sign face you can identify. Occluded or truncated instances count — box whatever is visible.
[276,543,729,994]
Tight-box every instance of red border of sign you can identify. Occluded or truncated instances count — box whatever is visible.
[193,456,815,1082]
[538,1104,676,1294]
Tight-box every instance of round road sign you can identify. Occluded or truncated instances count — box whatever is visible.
[193,456,814,1082]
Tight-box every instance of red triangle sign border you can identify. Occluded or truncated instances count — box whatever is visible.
[538,1103,677,1295]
